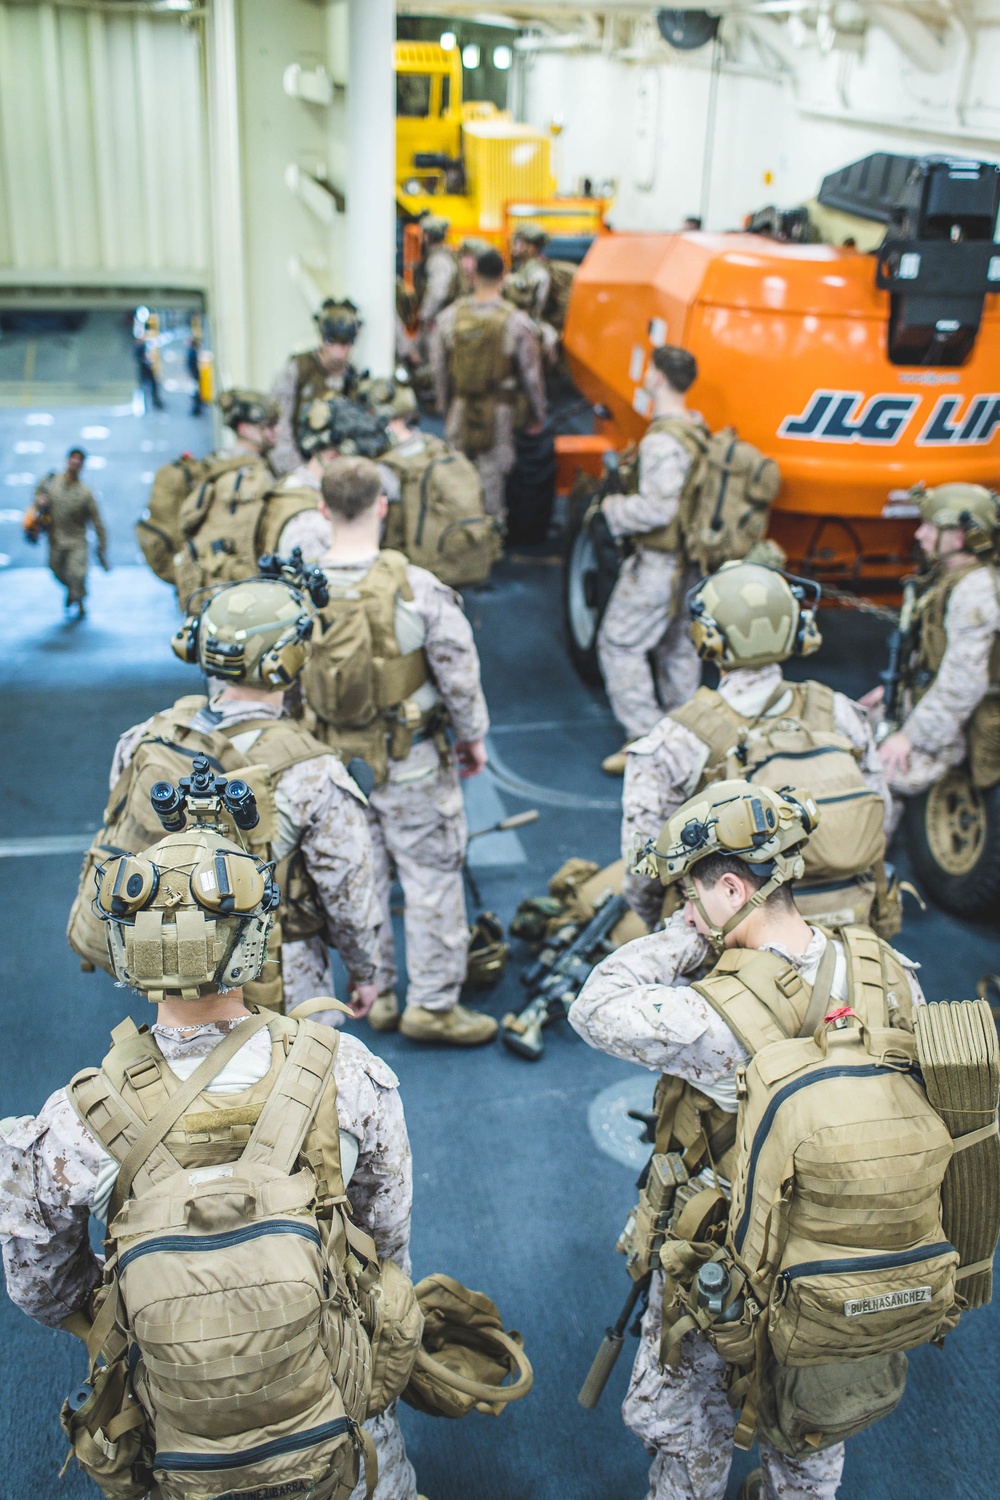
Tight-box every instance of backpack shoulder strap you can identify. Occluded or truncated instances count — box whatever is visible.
[647,415,711,459]
[670,687,746,762]
[370,547,414,602]
[234,719,329,778]
[796,679,837,732]
[241,1018,342,1190]
[693,948,810,1056]
[838,924,900,1029]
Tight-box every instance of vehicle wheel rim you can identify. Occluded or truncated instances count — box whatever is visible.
[925,770,986,876]
[567,529,599,651]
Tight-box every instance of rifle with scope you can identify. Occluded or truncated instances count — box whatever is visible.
[501,889,629,1060]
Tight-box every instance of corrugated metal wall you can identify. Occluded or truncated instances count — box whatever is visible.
[0,2,208,289]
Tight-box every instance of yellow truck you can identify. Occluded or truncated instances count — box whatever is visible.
[395,42,606,243]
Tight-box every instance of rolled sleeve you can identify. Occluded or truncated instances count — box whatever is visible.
[334,1036,412,1276]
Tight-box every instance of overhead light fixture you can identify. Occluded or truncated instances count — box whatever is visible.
[462,44,481,69]
[440,31,456,51]
[493,45,512,71]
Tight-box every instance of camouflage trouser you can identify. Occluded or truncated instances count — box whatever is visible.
[348,1404,418,1500]
[445,398,516,519]
[597,550,702,742]
[623,1272,844,1500]
[281,936,333,1014]
[367,741,469,1011]
[886,738,967,839]
[48,540,89,604]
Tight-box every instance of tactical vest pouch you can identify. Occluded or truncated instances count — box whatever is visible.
[968,691,1000,788]
[755,1351,908,1459]
[616,1153,690,1282]
[682,428,780,574]
[402,1275,533,1419]
[59,1345,154,1500]
[914,999,1000,1308]
[362,1257,426,1420]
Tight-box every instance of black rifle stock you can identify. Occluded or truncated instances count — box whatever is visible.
[876,577,919,741]
[502,891,629,1060]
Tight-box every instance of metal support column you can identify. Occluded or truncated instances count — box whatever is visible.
[346,0,394,376]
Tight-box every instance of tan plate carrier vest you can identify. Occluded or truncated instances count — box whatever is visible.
[913,559,1000,789]
[67,697,331,1011]
[63,1013,421,1500]
[173,462,319,611]
[291,351,359,444]
[302,550,439,787]
[668,680,896,934]
[631,416,711,554]
[448,298,521,455]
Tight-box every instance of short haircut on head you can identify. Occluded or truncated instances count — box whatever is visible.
[692,851,795,909]
[67,446,86,460]
[651,344,697,394]
[476,248,505,281]
[320,456,382,521]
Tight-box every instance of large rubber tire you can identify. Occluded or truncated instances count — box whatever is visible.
[562,486,621,685]
[904,768,1000,919]
[505,426,557,545]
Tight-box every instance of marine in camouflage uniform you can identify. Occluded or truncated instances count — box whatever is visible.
[313,458,496,1045]
[622,565,889,929]
[33,448,108,616]
[416,217,461,334]
[569,786,926,1500]
[429,248,546,521]
[0,949,417,1497]
[271,299,362,476]
[597,348,706,758]
[863,483,1000,836]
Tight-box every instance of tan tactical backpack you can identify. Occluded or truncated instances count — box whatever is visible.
[301,551,434,787]
[670,680,892,933]
[640,417,780,573]
[381,434,502,587]
[449,300,515,454]
[645,931,999,1456]
[66,698,331,1009]
[173,463,318,610]
[136,453,246,584]
[543,260,576,332]
[62,1012,423,1500]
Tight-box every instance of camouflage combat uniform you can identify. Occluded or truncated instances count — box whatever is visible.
[887,562,1000,834]
[622,664,890,928]
[271,353,358,478]
[418,245,461,328]
[429,296,546,519]
[111,698,382,1013]
[0,1022,417,1500]
[597,427,702,741]
[34,471,108,607]
[319,553,490,1013]
[569,914,925,1500]
[271,464,334,563]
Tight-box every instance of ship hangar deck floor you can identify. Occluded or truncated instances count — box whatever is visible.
[0,315,997,1500]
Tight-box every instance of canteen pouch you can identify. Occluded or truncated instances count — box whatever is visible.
[363,1258,425,1420]
[60,1353,154,1500]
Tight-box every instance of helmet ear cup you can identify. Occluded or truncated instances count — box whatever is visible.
[97,855,159,918]
[258,618,312,688]
[190,851,266,915]
[690,613,726,664]
[796,606,822,658]
[171,615,200,664]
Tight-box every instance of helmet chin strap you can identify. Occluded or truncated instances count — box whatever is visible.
[682,869,790,950]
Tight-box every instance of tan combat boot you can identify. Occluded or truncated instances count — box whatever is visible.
[399,1002,498,1046]
[601,745,629,776]
[368,990,400,1032]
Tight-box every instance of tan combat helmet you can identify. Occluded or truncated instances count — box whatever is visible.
[912,482,1000,557]
[632,779,820,945]
[298,395,390,459]
[513,223,547,250]
[94,760,279,1002]
[171,565,326,688]
[422,215,450,243]
[217,389,279,431]
[357,375,420,428]
[687,560,822,669]
[315,298,361,346]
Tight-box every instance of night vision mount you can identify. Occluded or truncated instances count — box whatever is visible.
[150,757,261,836]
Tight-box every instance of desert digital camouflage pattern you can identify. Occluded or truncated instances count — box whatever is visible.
[622,665,889,928]
[598,427,701,739]
[0,1022,416,1499]
[113,699,382,1010]
[430,295,546,518]
[34,471,107,607]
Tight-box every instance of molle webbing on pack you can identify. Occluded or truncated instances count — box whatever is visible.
[914,560,985,686]
[914,999,1000,1308]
